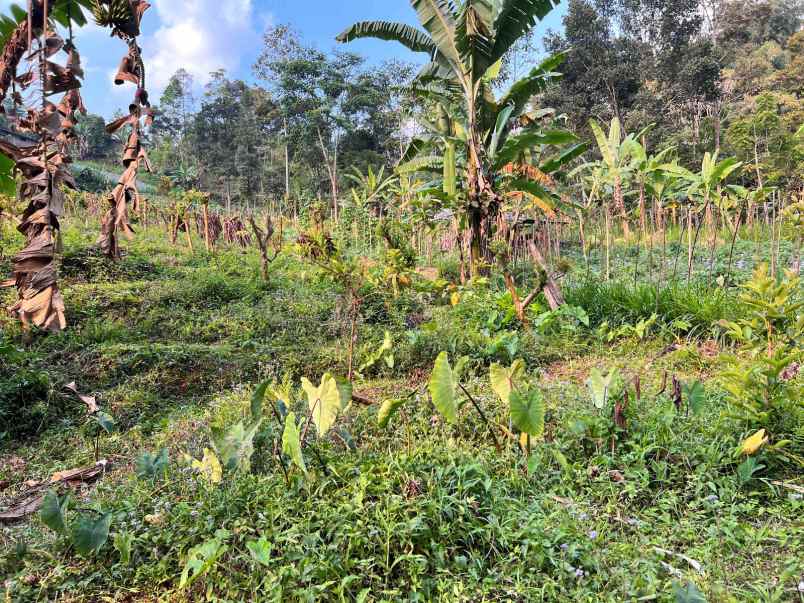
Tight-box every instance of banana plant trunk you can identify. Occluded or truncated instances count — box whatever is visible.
[465,99,497,278]
[614,174,631,238]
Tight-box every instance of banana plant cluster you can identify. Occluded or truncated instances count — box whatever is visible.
[338,0,584,275]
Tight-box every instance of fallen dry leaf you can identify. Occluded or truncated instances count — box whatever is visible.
[0,461,109,524]
[0,494,44,523]
[64,381,99,414]
[609,470,626,483]
[50,461,107,486]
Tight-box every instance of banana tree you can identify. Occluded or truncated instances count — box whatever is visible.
[663,151,742,283]
[586,117,651,239]
[338,0,563,276]
[0,1,94,331]
[345,165,398,217]
[401,52,584,259]
[629,141,674,236]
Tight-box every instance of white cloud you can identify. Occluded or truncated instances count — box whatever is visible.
[143,0,261,92]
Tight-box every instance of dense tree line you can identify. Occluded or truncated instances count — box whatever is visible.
[69,0,802,206]
[135,25,415,210]
[544,0,803,189]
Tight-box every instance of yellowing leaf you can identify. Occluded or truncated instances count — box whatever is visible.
[301,373,343,436]
[192,448,222,484]
[428,352,458,424]
[450,292,461,306]
[489,360,525,405]
[741,429,768,456]
[378,398,406,429]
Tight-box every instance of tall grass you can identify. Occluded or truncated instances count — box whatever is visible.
[565,279,740,334]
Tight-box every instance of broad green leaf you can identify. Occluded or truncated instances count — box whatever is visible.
[551,447,570,474]
[135,448,169,480]
[587,367,620,409]
[335,376,353,410]
[672,581,708,603]
[409,0,461,67]
[250,381,270,419]
[491,1,561,64]
[113,531,134,565]
[428,352,457,423]
[71,512,113,557]
[489,359,525,404]
[95,412,115,433]
[684,381,706,415]
[212,419,263,473]
[301,373,343,436]
[510,389,545,437]
[191,448,222,484]
[378,398,406,429]
[180,538,228,589]
[40,490,68,535]
[282,412,306,474]
[498,52,566,115]
[489,102,515,160]
[246,536,273,567]
[590,119,615,168]
[542,142,589,174]
[336,21,436,54]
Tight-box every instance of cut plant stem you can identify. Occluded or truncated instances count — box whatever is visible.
[457,382,502,453]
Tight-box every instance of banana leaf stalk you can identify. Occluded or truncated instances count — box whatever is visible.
[0,0,86,331]
[94,0,152,259]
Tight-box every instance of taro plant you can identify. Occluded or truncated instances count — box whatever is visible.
[187,388,264,484]
[426,353,550,455]
[357,330,395,378]
[135,448,169,481]
[429,352,503,451]
[179,529,230,590]
[251,372,354,482]
[489,359,545,454]
[40,490,113,558]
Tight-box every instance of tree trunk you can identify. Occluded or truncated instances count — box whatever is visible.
[528,241,564,310]
[202,203,212,253]
[614,174,631,238]
[283,117,290,201]
[317,127,339,222]
[465,95,497,278]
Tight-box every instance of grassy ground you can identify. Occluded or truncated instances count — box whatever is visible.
[1,216,802,602]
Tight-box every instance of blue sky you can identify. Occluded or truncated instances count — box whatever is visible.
[1,0,568,118]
